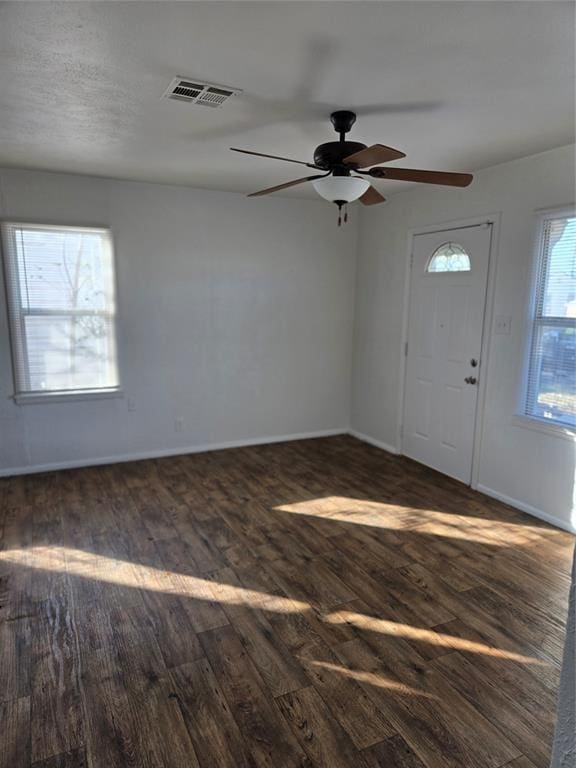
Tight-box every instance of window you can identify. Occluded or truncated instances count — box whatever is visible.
[1,223,120,401]
[426,242,471,273]
[524,210,576,429]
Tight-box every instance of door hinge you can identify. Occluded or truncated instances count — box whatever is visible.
[404,341,408,357]
[410,253,414,268]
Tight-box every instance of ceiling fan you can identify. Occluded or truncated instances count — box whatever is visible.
[232,110,473,225]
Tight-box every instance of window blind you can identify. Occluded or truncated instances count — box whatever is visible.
[1,223,119,398]
[525,212,576,428]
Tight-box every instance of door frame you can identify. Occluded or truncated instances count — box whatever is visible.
[397,212,501,488]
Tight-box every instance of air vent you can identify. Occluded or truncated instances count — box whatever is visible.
[162,77,241,108]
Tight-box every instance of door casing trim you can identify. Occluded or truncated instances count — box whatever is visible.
[397,212,502,489]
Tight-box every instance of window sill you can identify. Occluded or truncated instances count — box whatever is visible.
[13,389,124,405]
[511,414,576,442]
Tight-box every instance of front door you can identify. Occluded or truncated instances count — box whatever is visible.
[402,223,492,483]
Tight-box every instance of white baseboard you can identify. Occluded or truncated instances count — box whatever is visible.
[0,428,348,478]
[476,483,576,534]
[349,429,399,455]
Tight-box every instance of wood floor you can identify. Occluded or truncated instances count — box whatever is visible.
[0,435,574,768]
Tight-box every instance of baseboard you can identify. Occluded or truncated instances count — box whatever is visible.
[348,429,399,455]
[0,428,348,478]
[476,483,576,534]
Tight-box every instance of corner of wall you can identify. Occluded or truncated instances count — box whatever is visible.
[347,204,365,432]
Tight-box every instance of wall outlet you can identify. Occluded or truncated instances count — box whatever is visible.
[127,397,137,411]
[494,315,511,335]
[174,417,184,433]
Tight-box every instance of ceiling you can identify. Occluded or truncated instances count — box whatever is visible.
[0,1,574,198]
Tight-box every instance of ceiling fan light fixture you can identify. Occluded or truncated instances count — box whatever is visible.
[312,176,370,203]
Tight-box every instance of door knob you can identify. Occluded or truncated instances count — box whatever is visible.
[464,376,477,385]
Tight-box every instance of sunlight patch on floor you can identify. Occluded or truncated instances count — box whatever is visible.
[275,496,547,546]
[326,609,545,665]
[0,545,308,614]
[309,660,437,699]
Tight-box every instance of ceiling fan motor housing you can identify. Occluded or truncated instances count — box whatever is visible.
[313,141,367,171]
[314,110,365,171]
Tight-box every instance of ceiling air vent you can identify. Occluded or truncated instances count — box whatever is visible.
[162,77,241,108]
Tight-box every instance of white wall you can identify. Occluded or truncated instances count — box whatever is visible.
[0,168,357,473]
[352,143,576,532]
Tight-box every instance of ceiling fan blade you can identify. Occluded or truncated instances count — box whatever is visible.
[368,167,473,187]
[247,175,324,197]
[343,144,406,168]
[231,147,319,168]
[359,186,386,206]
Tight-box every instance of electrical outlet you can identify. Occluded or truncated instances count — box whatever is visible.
[494,315,511,335]
[127,397,136,411]
[174,418,184,433]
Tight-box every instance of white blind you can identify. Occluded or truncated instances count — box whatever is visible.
[1,223,119,397]
[525,212,576,428]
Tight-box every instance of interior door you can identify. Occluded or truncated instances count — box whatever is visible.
[402,223,492,483]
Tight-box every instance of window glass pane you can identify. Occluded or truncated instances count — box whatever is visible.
[427,242,471,273]
[527,324,576,427]
[541,217,576,317]
[525,213,576,428]
[23,314,117,392]
[1,223,119,396]
[15,228,113,312]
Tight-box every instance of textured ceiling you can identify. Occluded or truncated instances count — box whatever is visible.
[0,1,574,198]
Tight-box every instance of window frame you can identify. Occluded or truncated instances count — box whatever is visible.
[1,220,123,404]
[517,205,576,435]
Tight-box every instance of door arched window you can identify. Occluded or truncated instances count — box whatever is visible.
[427,242,471,273]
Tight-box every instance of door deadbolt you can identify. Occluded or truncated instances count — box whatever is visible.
[470,358,478,367]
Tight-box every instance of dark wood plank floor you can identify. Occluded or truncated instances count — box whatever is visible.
[0,435,573,768]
